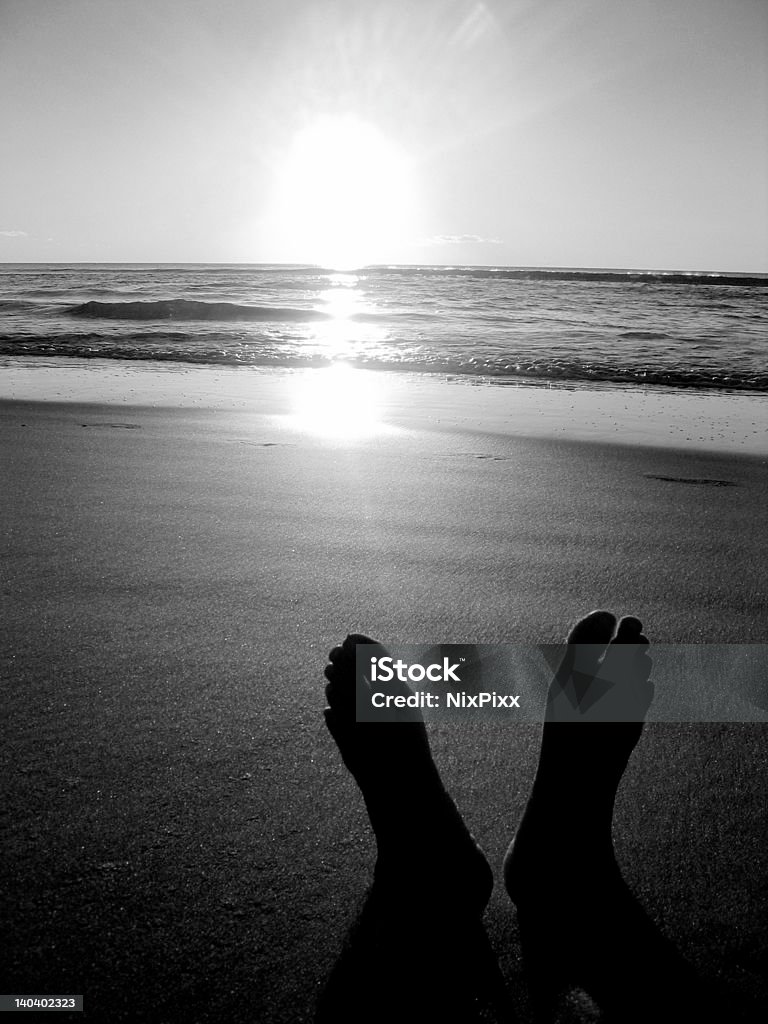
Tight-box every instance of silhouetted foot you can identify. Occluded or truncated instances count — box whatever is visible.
[503,612,707,1021]
[504,610,651,899]
[324,634,493,915]
[318,636,507,1023]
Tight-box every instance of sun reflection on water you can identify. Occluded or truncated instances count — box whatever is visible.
[310,274,384,360]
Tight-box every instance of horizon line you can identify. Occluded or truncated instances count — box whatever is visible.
[0,261,766,277]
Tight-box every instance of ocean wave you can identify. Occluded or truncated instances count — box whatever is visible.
[368,267,768,287]
[2,338,767,392]
[5,264,766,396]
[617,331,671,340]
[20,287,135,298]
[0,299,44,313]
[69,299,336,322]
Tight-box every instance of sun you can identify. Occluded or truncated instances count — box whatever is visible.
[265,113,418,270]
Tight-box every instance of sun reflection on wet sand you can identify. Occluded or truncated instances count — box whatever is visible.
[288,363,393,439]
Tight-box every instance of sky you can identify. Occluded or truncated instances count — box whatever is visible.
[1,0,766,271]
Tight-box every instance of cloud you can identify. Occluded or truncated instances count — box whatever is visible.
[419,234,504,246]
[0,229,28,238]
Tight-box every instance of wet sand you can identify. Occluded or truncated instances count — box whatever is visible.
[2,362,767,1021]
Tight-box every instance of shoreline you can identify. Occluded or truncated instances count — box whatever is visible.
[1,355,767,457]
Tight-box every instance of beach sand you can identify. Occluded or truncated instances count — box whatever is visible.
[2,360,767,1021]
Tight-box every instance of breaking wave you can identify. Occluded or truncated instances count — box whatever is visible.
[69,299,336,322]
[2,333,767,392]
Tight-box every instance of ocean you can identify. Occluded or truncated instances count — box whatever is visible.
[1,263,766,393]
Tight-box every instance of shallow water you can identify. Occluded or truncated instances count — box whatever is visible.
[1,263,766,392]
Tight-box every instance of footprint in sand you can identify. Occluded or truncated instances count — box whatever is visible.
[238,440,296,448]
[644,474,737,487]
[80,423,141,429]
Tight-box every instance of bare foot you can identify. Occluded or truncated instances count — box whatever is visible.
[324,634,492,914]
[503,612,706,1021]
[504,610,652,897]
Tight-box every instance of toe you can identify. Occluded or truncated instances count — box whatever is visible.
[613,616,644,643]
[324,634,388,723]
[567,609,617,645]
[324,677,341,706]
[560,610,617,681]
[600,618,654,718]
[610,618,652,681]
[343,633,380,651]
[342,634,389,668]
[325,657,354,708]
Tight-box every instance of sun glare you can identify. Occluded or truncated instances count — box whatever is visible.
[289,364,387,438]
[266,114,417,270]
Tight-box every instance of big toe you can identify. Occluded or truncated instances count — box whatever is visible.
[325,633,389,719]
[561,609,617,679]
[567,609,617,645]
[343,632,383,653]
